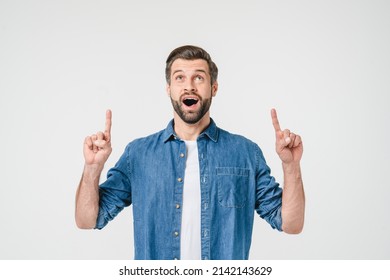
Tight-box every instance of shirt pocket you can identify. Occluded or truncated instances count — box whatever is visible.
[216,167,250,208]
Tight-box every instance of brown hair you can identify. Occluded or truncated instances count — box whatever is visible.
[165,45,218,85]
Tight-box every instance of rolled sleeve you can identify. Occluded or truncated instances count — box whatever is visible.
[95,147,132,230]
[254,145,283,231]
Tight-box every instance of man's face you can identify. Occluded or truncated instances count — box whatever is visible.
[167,58,218,124]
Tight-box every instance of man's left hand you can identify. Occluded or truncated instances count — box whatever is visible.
[271,108,303,164]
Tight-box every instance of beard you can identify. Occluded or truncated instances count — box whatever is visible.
[170,92,212,124]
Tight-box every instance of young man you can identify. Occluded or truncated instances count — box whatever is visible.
[75,45,305,260]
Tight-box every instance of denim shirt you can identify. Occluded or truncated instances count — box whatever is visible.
[96,119,283,260]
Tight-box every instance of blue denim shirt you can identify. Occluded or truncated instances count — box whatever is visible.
[96,119,283,260]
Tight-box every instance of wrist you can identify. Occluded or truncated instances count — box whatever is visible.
[282,161,301,175]
[82,164,104,183]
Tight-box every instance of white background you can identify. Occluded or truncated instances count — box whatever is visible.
[0,0,389,259]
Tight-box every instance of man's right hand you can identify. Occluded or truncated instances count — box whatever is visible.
[76,110,112,229]
[83,110,112,167]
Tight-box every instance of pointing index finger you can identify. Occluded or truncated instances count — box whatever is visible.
[105,109,112,141]
[271,108,281,132]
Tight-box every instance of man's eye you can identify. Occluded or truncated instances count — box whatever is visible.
[195,75,204,81]
[175,75,183,81]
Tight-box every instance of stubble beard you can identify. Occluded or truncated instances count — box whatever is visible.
[170,92,213,125]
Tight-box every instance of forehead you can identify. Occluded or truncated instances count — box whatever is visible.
[171,58,209,74]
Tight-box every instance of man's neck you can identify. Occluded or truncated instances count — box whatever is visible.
[173,113,211,141]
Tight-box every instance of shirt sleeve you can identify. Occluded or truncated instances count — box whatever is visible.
[254,144,283,231]
[95,145,132,230]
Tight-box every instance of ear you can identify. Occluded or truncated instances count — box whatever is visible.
[211,81,218,97]
[166,83,171,97]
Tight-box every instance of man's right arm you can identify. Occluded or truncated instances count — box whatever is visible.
[75,110,112,229]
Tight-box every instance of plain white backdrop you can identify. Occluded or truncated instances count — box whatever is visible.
[0,0,389,259]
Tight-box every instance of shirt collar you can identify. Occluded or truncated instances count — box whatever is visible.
[163,118,219,143]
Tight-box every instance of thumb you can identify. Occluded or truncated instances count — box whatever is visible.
[94,139,109,149]
[277,136,291,151]
[279,129,291,147]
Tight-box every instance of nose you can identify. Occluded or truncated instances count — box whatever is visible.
[184,79,196,93]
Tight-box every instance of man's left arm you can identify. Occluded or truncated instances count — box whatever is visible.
[271,109,305,234]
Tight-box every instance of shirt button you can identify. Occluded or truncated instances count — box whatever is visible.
[176,204,180,209]
[177,177,183,182]
[174,231,179,236]
[180,153,185,158]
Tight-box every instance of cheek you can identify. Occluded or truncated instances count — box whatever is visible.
[168,86,181,99]
[201,86,214,97]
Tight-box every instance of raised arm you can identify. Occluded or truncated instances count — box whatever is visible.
[271,108,305,234]
[75,110,112,229]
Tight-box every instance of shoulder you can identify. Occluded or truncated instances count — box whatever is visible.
[217,127,258,148]
[216,126,266,159]
[124,128,166,152]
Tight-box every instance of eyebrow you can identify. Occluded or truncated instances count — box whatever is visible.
[172,69,208,76]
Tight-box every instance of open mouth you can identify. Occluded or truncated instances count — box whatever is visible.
[183,98,199,107]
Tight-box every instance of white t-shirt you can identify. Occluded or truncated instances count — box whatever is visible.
[180,140,201,260]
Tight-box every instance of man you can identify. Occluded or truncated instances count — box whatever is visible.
[75,45,305,260]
